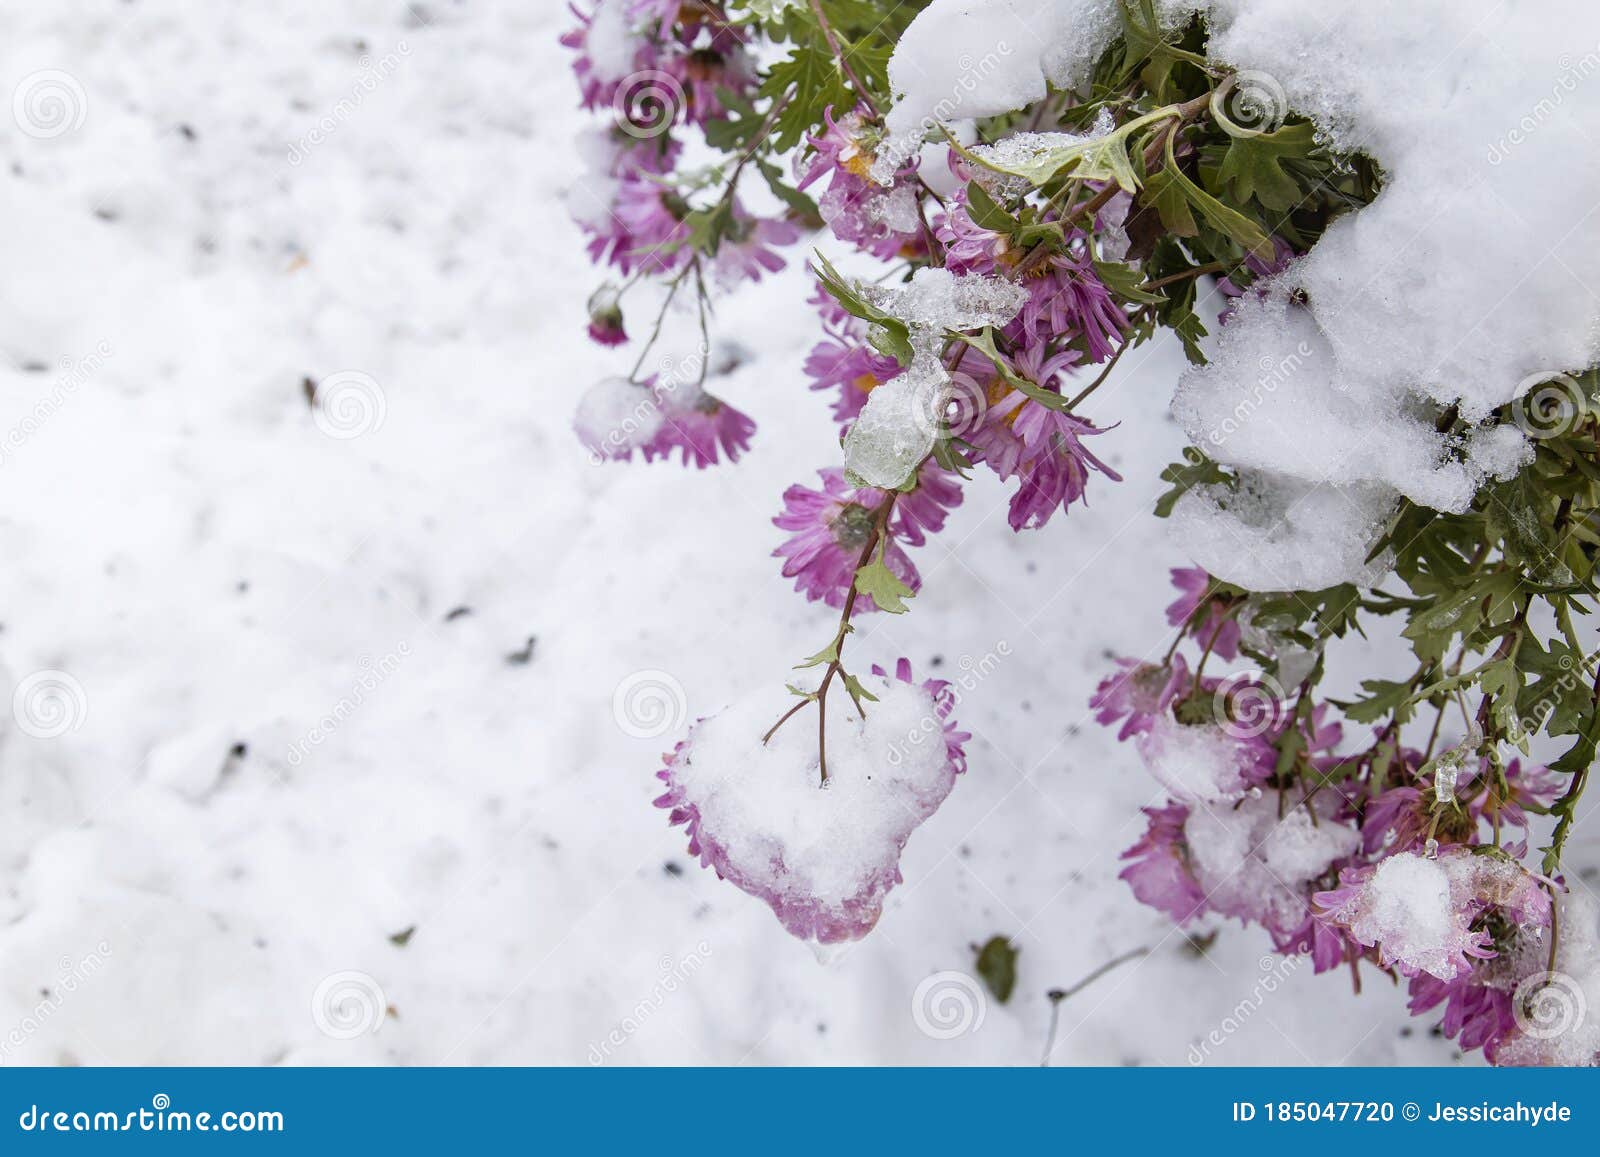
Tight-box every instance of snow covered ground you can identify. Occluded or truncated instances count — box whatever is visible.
[0,0,1592,1066]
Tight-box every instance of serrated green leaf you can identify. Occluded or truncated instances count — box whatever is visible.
[855,551,914,614]
[1215,122,1317,213]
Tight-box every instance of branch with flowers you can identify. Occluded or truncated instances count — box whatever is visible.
[564,0,1600,1063]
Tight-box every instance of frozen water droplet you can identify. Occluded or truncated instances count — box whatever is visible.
[1424,837,1439,858]
[1434,762,1459,805]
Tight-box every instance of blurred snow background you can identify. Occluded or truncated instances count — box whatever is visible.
[0,0,1591,1066]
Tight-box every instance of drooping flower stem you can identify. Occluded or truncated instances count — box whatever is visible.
[763,491,899,784]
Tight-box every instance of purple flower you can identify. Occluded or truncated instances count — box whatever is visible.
[803,295,902,426]
[938,197,1128,362]
[650,385,754,467]
[1091,656,1189,741]
[654,660,969,944]
[710,208,800,287]
[774,470,923,612]
[1272,914,1352,973]
[1407,972,1518,1059]
[797,106,924,260]
[561,2,645,112]
[1313,849,1546,981]
[890,462,962,546]
[1120,803,1207,923]
[1165,566,1240,661]
[970,388,1122,531]
[574,376,752,467]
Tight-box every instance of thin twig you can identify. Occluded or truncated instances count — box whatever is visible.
[1041,947,1151,1065]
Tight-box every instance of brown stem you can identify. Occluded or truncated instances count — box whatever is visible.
[807,0,878,116]
[762,492,899,784]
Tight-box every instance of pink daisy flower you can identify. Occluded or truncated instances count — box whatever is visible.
[1165,566,1241,661]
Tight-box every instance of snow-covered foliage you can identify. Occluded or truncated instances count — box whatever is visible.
[554,0,1600,1066]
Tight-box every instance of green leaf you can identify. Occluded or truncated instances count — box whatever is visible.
[964,180,1020,233]
[1155,448,1229,517]
[841,671,880,712]
[1215,122,1318,213]
[755,157,822,228]
[1092,257,1164,306]
[1139,164,1199,238]
[855,551,914,614]
[1337,678,1418,726]
[953,329,1075,413]
[1161,133,1275,262]
[795,629,848,669]
[812,253,911,365]
[974,936,1019,1004]
[948,108,1171,190]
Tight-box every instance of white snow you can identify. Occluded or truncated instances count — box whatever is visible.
[1171,470,1395,591]
[0,0,1590,1069]
[1498,893,1600,1067]
[1135,717,1255,805]
[876,0,1129,182]
[670,676,956,926]
[885,0,1600,590]
[574,376,664,460]
[1185,795,1359,929]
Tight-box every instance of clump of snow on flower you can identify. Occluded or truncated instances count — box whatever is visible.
[1135,716,1260,804]
[1317,850,1549,982]
[840,268,1026,488]
[1185,794,1359,931]
[1172,0,1600,587]
[655,667,967,945]
[883,0,1600,589]
[874,0,1146,181]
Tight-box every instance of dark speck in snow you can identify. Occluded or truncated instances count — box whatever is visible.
[506,636,538,665]
[444,605,472,622]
